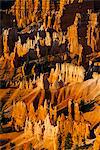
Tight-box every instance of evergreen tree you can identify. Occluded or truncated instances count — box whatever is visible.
[58,134,62,150]
[65,132,72,150]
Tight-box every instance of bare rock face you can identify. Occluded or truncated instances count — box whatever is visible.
[0,1,100,150]
[83,106,100,129]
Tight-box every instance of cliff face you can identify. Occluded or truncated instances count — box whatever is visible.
[61,0,100,64]
[0,0,99,57]
[61,0,94,30]
[0,11,16,56]
[0,1,100,149]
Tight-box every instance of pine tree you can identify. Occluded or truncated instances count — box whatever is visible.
[65,132,72,150]
[58,134,62,150]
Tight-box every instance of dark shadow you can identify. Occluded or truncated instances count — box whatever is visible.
[80,100,96,113]
[0,0,15,10]
[90,123,100,139]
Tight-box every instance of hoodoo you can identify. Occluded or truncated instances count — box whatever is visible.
[0,0,100,149]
